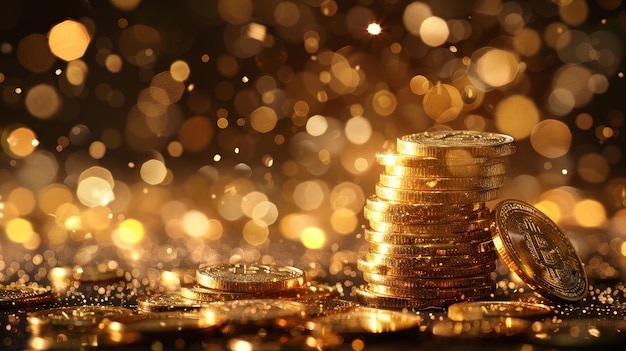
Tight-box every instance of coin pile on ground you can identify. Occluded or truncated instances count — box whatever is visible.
[137,263,342,314]
[356,130,516,309]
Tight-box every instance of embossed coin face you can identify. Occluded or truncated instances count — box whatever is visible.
[196,264,306,292]
[397,130,516,158]
[490,200,588,302]
[0,285,53,309]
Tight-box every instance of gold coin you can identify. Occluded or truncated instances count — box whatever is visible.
[431,318,530,339]
[526,318,626,347]
[200,299,307,332]
[181,283,264,301]
[354,286,471,309]
[365,195,486,219]
[367,240,494,256]
[362,272,493,289]
[306,306,422,336]
[490,200,588,302]
[369,218,490,234]
[383,162,506,178]
[378,173,505,190]
[357,258,496,278]
[364,205,491,225]
[376,151,490,167]
[375,184,501,203]
[447,301,553,322]
[137,293,205,313]
[195,263,306,292]
[0,284,54,309]
[28,305,133,328]
[364,228,492,245]
[364,251,497,269]
[304,299,357,318]
[100,311,225,346]
[396,130,516,158]
[365,283,494,300]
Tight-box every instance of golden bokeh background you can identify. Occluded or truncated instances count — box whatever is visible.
[0,0,624,288]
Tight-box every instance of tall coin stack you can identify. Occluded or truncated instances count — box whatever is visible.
[355,130,516,309]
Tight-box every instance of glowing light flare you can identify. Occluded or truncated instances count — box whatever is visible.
[25,84,62,119]
[494,95,539,140]
[140,159,167,185]
[372,90,397,117]
[345,116,372,145]
[573,199,607,228]
[419,16,449,47]
[3,126,39,158]
[170,60,190,82]
[471,48,519,89]
[577,153,610,183]
[48,20,91,61]
[77,176,115,207]
[410,75,431,95]
[66,60,88,86]
[306,115,328,136]
[6,217,35,243]
[251,201,278,226]
[243,220,269,246]
[250,106,278,133]
[38,184,73,215]
[293,180,326,211]
[422,83,463,122]
[301,226,326,249]
[182,210,223,240]
[114,218,145,247]
[7,187,35,216]
[402,2,432,36]
[178,116,213,152]
[330,208,358,234]
[559,0,589,26]
[530,120,572,158]
[367,23,382,35]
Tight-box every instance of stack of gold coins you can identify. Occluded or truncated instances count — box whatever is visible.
[355,130,516,309]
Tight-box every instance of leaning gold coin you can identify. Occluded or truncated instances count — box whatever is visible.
[490,200,588,303]
[447,301,553,322]
[396,130,516,158]
[196,263,306,292]
[0,284,54,309]
[375,184,501,203]
[378,173,505,191]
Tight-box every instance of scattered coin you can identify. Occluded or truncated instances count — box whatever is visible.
[196,263,306,292]
[447,301,553,321]
[0,284,54,309]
